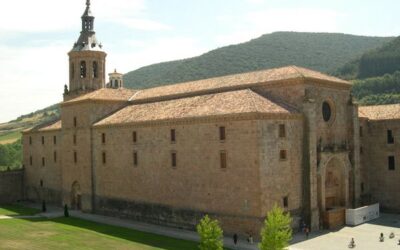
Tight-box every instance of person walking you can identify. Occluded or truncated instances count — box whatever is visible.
[233,233,238,245]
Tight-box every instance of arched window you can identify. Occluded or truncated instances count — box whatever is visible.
[70,63,75,79]
[80,61,86,78]
[93,61,98,78]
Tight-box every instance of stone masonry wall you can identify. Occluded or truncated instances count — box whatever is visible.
[0,170,24,204]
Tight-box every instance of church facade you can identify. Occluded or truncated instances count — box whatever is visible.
[22,0,400,236]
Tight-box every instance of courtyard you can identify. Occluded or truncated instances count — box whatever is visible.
[290,213,400,250]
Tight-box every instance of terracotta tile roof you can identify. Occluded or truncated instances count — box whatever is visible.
[24,119,62,133]
[95,89,299,127]
[132,66,350,103]
[359,104,400,120]
[63,88,137,105]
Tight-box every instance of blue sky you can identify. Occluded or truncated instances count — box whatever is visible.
[0,0,399,123]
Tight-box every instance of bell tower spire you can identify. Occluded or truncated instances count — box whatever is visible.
[65,0,107,101]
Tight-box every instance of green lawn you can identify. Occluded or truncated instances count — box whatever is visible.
[0,217,208,250]
[0,204,40,216]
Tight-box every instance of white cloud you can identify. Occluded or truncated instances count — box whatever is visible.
[216,8,340,45]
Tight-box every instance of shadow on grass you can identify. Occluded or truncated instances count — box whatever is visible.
[0,204,41,216]
[22,217,232,250]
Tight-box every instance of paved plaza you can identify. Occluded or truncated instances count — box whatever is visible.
[290,213,400,250]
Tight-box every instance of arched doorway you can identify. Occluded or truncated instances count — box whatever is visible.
[71,181,82,210]
[317,154,350,228]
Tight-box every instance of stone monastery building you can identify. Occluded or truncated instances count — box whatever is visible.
[23,0,400,235]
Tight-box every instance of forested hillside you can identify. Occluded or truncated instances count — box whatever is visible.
[124,32,392,89]
[336,36,400,79]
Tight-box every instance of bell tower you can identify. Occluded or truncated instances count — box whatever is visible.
[65,0,107,100]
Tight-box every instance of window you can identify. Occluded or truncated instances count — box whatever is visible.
[42,157,45,167]
[279,124,286,138]
[42,136,45,145]
[360,126,363,137]
[80,61,86,78]
[29,136,32,145]
[322,101,332,122]
[133,131,137,143]
[280,150,287,160]
[220,151,227,169]
[102,133,106,144]
[219,126,226,141]
[40,180,43,187]
[171,152,177,167]
[361,183,364,193]
[133,151,138,167]
[387,130,394,144]
[70,63,74,79]
[73,117,77,127]
[171,129,176,143]
[102,152,107,164]
[73,134,77,145]
[74,151,77,164]
[283,196,289,208]
[30,156,33,166]
[388,156,395,170]
[53,136,57,145]
[54,151,57,163]
[93,61,98,78]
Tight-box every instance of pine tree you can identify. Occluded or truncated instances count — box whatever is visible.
[196,215,224,250]
[259,204,292,250]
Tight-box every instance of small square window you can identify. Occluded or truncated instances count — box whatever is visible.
[171,129,176,143]
[102,133,106,144]
[133,131,137,143]
[279,124,286,138]
[280,150,287,160]
[220,151,227,169]
[171,152,177,167]
[388,156,395,170]
[283,196,289,208]
[219,126,226,141]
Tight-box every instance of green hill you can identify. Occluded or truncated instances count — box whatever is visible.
[336,36,400,79]
[124,32,393,89]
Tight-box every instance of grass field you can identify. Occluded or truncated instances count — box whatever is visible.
[0,217,204,250]
[0,204,40,216]
[0,130,21,145]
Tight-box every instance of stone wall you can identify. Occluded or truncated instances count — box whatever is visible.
[362,119,400,211]
[0,170,24,204]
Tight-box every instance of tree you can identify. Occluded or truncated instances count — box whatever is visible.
[259,204,292,250]
[196,215,223,250]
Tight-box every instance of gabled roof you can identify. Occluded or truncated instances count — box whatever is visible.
[359,104,400,121]
[63,88,137,105]
[131,65,350,103]
[23,119,62,134]
[94,89,300,127]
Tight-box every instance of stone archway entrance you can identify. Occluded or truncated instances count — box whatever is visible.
[317,153,350,228]
[71,181,82,210]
